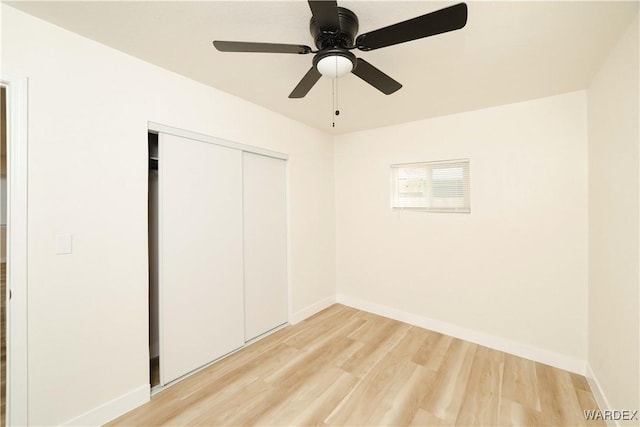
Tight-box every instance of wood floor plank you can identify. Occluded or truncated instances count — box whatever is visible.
[575,388,607,427]
[502,352,542,412]
[253,366,348,426]
[340,321,410,379]
[455,345,505,426]
[363,327,442,426]
[347,314,407,344]
[109,304,602,427]
[539,362,594,427]
[416,332,454,371]
[370,364,434,426]
[183,377,273,426]
[534,362,563,426]
[288,370,359,427]
[265,336,357,389]
[499,397,545,427]
[285,306,361,350]
[420,338,478,423]
[385,326,433,363]
[409,408,450,427]
[325,354,416,425]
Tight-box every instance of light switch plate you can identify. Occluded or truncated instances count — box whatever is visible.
[55,234,72,255]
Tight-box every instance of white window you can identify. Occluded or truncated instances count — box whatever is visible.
[391,159,470,212]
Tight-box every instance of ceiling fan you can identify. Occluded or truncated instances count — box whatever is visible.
[213,1,468,99]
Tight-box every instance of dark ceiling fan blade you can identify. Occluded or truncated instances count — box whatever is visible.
[308,1,341,31]
[289,67,322,98]
[355,3,467,51]
[352,58,402,95]
[213,40,312,54]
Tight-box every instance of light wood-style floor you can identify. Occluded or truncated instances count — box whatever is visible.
[110,304,603,426]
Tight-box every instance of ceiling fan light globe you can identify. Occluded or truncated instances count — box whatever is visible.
[316,55,353,78]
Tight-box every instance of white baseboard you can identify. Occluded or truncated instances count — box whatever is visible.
[290,295,336,324]
[62,384,150,426]
[336,294,586,375]
[586,363,616,426]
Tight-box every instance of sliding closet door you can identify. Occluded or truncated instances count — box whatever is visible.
[159,133,244,384]
[243,152,288,341]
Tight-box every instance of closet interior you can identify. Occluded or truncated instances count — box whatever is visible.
[148,132,159,387]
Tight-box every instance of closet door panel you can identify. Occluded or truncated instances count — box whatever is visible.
[243,152,288,341]
[160,134,244,384]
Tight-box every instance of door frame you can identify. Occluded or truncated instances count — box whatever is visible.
[1,75,29,427]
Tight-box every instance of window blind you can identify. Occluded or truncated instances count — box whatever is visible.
[391,159,470,213]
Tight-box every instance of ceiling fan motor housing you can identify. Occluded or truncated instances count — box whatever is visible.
[310,7,359,49]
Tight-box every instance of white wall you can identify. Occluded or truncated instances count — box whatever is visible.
[1,5,335,425]
[587,13,639,420]
[334,91,588,367]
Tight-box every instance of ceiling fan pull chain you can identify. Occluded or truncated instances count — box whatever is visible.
[332,75,337,128]
[331,59,340,128]
[335,60,340,118]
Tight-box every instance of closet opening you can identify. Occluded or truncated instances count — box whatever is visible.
[148,131,160,389]
[145,123,289,392]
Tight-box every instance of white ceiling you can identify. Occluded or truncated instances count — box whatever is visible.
[6,1,639,134]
